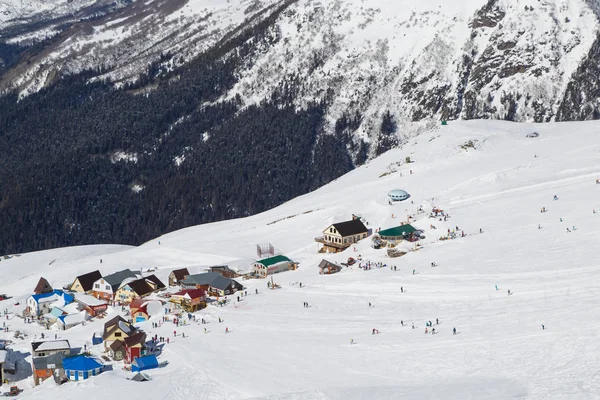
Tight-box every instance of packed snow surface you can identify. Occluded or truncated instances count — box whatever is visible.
[1,120,600,399]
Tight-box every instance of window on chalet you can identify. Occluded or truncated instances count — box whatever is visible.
[115,332,122,337]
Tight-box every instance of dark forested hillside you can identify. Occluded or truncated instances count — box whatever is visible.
[0,12,356,255]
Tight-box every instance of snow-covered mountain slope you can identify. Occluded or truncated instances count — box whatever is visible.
[230,0,599,139]
[0,0,287,94]
[2,0,600,139]
[0,0,130,41]
[2,119,600,399]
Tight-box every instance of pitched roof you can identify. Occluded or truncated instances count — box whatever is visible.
[378,224,416,237]
[110,340,125,352]
[170,268,189,282]
[72,270,102,292]
[210,275,236,291]
[132,355,158,369]
[318,259,341,269]
[131,372,152,381]
[124,331,146,347]
[31,292,61,304]
[34,277,53,294]
[331,219,368,237]
[101,269,139,291]
[103,316,134,339]
[31,340,71,352]
[183,272,221,286]
[172,289,206,299]
[208,265,238,275]
[62,355,103,371]
[57,312,87,327]
[182,273,240,291]
[126,275,165,297]
[129,299,147,312]
[32,353,64,370]
[144,275,165,290]
[74,293,107,307]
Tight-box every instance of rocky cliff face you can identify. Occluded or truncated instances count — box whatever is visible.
[2,0,600,141]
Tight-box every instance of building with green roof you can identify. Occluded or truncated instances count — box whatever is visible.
[253,255,298,278]
[378,224,417,243]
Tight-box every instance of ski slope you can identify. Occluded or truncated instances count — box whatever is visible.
[1,120,600,399]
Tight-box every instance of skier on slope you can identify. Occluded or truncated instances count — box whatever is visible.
[453,327,456,335]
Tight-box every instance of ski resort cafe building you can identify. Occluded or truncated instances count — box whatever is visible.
[377,224,417,244]
[315,217,370,253]
[252,255,298,278]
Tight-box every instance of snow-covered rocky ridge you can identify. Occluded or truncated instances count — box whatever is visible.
[2,0,600,141]
[1,119,600,399]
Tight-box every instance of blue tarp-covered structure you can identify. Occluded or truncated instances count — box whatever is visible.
[131,355,159,372]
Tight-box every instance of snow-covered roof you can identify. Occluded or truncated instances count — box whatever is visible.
[74,293,108,307]
[30,290,74,305]
[118,320,133,334]
[58,312,87,326]
[0,350,6,363]
[32,340,71,352]
[35,293,62,304]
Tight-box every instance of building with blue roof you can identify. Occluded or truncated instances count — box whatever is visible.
[131,355,159,372]
[63,355,103,381]
[26,290,74,316]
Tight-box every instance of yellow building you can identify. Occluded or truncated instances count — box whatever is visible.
[70,271,103,293]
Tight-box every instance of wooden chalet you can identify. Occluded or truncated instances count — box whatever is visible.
[114,275,165,304]
[102,316,136,351]
[315,218,369,253]
[74,293,108,317]
[170,289,206,312]
[34,277,53,294]
[124,332,147,364]
[70,271,103,293]
[317,259,343,275]
[168,268,190,287]
[182,273,243,296]
[129,299,150,322]
[92,269,139,301]
[109,340,126,361]
[207,265,241,278]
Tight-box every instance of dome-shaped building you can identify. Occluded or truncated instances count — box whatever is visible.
[388,189,410,202]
